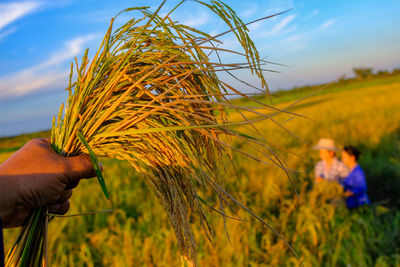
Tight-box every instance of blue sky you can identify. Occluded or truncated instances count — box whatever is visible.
[0,0,399,137]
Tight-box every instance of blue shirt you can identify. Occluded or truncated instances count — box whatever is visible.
[340,165,370,209]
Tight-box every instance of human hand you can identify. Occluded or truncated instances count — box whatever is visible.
[0,138,97,228]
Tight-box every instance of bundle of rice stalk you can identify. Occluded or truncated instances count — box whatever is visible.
[6,1,298,266]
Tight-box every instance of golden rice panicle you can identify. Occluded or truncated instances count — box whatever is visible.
[55,1,279,264]
[8,1,295,266]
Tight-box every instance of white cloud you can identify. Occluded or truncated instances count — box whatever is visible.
[1,71,68,98]
[253,14,296,39]
[240,3,258,18]
[0,34,98,99]
[249,20,264,31]
[269,14,296,35]
[261,0,294,17]
[283,34,306,52]
[306,9,319,19]
[68,9,112,24]
[181,12,210,27]
[0,1,41,31]
[209,30,219,37]
[284,34,304,43]
[30,34,98,72]
[320,19,337,29]
[0,26,17,41]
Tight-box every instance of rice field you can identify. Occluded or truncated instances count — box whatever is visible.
[1,75,400,266]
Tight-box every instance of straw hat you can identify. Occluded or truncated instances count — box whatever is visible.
[312,138,338,151]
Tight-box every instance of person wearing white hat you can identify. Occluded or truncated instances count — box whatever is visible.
[313,138,348,182]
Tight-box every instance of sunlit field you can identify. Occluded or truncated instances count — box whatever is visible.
[2,75,399,266]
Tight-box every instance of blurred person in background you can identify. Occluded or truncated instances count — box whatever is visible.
[340,146,370,209]
[313,138,348,182]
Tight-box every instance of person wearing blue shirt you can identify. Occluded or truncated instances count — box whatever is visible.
[340,146,370,209]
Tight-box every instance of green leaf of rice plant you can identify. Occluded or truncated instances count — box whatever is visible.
[77,131,110,200]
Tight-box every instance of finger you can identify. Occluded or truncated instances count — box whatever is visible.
[58,190,73,203]
[31,138,51,149]
[65,180,80,190]
[42,138,98,183]
[63,154,97,184]
[49,201,70,215]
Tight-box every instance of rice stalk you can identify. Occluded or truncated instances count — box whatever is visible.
[6,1,298,266]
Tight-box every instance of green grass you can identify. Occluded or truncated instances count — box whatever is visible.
[270,75,400,104]
[231,74,400,107]
[1,75,400,266]
[0,131,49,152]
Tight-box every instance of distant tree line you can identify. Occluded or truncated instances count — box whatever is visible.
[268,66,400,98]
[351,66,400,80]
